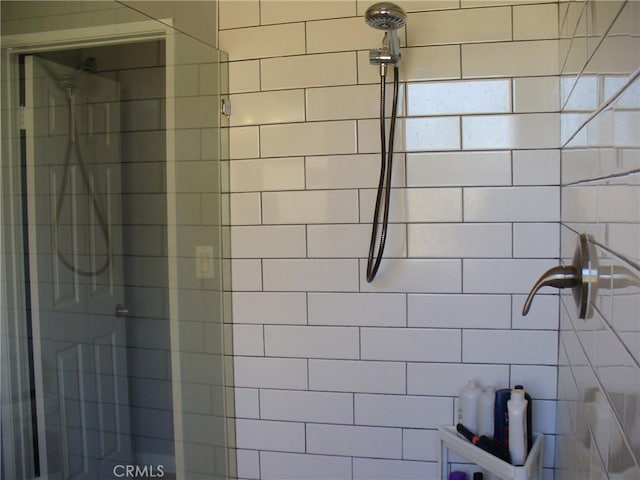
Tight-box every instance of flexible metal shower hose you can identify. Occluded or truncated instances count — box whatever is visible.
[366,65,400,282]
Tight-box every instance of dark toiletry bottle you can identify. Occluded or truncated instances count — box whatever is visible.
[473,473,484,480]
[493,388,511,448]
[456,423,511,463]
[448,472,467,480]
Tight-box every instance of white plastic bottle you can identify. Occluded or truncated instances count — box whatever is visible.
[478,386,495,437]
[507,387,528,465]
[457,379,481,434]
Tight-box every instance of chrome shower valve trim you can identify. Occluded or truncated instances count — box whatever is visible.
[522,233,598,319]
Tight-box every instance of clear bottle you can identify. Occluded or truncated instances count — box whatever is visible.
[507,387,528,465]
[458,379,481,434]
[478,386,495,437]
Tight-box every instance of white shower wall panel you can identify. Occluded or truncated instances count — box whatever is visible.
[556,0,640,479]
[221,1,562,478]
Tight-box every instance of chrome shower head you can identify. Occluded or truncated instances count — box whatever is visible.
[365,2,406,67]
[365,2,406,31]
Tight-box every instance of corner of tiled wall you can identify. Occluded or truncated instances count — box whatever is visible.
[556,1,640,479]
[220,1,563,478]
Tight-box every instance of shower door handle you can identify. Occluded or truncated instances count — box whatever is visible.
[522,233,597,318]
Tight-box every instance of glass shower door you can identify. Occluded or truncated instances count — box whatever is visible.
[166,32,232,480]
[1,3,232,479]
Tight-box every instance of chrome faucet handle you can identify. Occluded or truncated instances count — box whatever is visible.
[522,234,597,318]
[522,265,578,316]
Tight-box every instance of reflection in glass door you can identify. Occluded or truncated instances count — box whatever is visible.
[25,55,131,479]
[1,3,232,479]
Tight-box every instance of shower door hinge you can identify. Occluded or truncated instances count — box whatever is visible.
[221,98,231,117]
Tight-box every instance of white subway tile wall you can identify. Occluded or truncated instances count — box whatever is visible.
[556,1,640,480]
[220,1,562,478]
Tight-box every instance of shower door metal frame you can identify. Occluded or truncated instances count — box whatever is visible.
[1,17,192,478]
